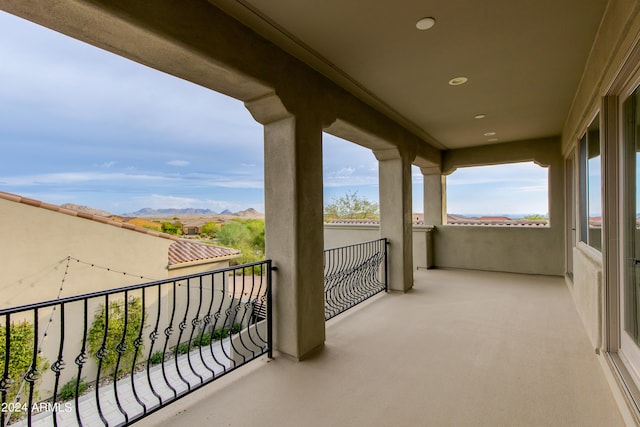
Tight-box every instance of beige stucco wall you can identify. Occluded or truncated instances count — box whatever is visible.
[0,199,172,307]
[0,198,237,399]
[324,224,380,250]
[324,224,433,270]
[570,243,604,351]
[434,138,565,276]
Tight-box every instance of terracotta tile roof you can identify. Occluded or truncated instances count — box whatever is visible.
[328,219,427,226]
[0,190,241,265]
[168,240,240,265]
[446,214,549,227]
[329,219,381,225]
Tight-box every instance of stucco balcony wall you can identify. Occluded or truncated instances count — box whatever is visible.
[138,269,624,427]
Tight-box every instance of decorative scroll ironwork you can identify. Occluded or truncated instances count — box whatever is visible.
[323,238,388,320]
[0,260,272,427]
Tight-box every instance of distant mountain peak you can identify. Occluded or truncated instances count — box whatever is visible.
[61,203,112,217]
[123,208,219,216]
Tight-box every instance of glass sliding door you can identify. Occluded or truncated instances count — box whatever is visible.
[621,86,640,372]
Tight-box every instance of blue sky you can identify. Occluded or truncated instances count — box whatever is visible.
[0,11,549,216]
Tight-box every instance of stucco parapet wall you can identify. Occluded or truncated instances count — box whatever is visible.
[326,220,433,230]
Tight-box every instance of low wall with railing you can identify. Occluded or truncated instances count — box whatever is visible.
[325,221,562,275]
[324,239,387,320]
[324,224,433,269]
[0,261,272,427]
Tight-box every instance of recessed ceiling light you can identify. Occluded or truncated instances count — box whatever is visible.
[483,131,496,137]
[416,17,436,30]
[448,77,468,86]
[474,114,486,119]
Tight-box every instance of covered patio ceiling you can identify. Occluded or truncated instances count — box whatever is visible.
[211,0,607,150]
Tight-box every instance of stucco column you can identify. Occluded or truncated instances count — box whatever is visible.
[245,94,325,360]
[374,147,414,292]
[421,167,444,225]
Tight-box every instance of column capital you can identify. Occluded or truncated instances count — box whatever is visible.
[244,92,292,125]
[373,147,416,162]
[420,166,442,175]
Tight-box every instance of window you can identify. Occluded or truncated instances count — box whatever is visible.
[579,113,602,251]
[445,162,549,226]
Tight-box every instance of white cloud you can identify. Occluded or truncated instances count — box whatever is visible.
[167,160,190,167]
[0,172,175,186]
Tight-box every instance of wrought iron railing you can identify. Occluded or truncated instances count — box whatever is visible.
[323,239,387,320]
[0,260,272,427]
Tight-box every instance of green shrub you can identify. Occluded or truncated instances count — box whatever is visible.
[160,221,182,235]
[211,324,242,341]
[175,342,191,355]
[200,222,221,238]
[87,297,146,376]
[0,321,49,408]
[217,219,265,273]
[191,332,211,347]
[149,351,164,365]
[212,327,229,341]
[58,377,88,401]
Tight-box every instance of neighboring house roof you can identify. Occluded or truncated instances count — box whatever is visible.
[0,190,240,265]
[328,216,548,227]
[169,240,239,266]
[329,219,381,225]
[478,216,512,221]
[446,217,549,227]
[328,219,428,226]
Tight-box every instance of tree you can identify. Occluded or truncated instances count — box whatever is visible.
[200,221,221,238]
[160,221,182,235]
[523,214,548,220]
[217,219,265,267]
[324,191,379,221]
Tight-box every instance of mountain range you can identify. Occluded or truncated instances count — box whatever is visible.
[61,204,263,218]
[124,207,263,218]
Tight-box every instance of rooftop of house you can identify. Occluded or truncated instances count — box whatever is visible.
[327,217,548,227]
[0,190,241,265]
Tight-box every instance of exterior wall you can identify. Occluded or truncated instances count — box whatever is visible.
[433,226,561,275]
[571,243,604,350]
[324,224,380,249]
[0,198,236,399]
[0,198,172,307]
[435,138,565,276]
[168,259,232,278]
[324,224,433,270]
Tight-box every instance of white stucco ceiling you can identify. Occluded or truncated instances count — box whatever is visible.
[211,0,607,150]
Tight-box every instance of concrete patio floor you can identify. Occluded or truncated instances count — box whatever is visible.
[139,269,625,426]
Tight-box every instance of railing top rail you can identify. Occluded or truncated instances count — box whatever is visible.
[0,259,272,316]
[324,238,387,253]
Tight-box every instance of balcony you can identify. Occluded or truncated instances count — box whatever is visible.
[136,268,623,427]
